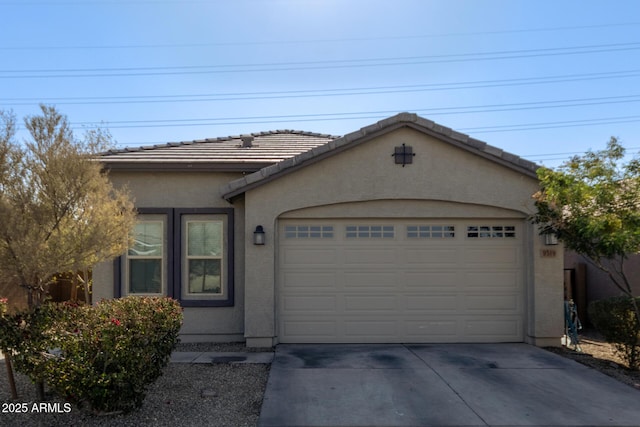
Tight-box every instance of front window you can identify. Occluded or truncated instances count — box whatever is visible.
[178,210,233,305]
[125,217,166,296]
[185,220,223,296]
[117,208,234,306]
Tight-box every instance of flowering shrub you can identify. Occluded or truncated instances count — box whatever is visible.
[0,297,183,413]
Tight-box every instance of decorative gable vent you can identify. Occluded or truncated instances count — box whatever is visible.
[392,143,415,167]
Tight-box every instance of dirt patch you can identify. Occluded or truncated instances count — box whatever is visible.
[546,329,640,391]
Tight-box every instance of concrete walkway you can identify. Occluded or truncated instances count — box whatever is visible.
[259,343,640,427]
[170,351,274,364]
[1,350,274,364]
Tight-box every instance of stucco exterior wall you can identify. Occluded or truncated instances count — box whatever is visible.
[93,171,246,342]
[240,127,564,346]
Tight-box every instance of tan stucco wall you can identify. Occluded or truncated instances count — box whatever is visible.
[241,127,564,346]
[93,171,247,342]
[565,251,640,316]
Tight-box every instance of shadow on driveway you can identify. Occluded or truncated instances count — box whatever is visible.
[259,343,640,427]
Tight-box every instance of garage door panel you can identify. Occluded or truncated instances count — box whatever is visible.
[345,321,397,338]
[282,247,337,265]
[344,272,397,288]
[405,295,458,311]
[283,295,337,312]
[403,271,460,289]
[464,294,520,311]
[405,320,459,337]
[279,219,525,343]
[344,295,398,311]
[282,272,337,289]
[464,319,522,338]
[405,248,459,265]
[344,247,397,265]
[463,271,520,289]
[464,247,519,265]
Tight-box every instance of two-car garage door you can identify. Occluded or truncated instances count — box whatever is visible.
[278,219,525,343]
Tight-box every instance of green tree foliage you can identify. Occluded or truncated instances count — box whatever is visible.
[0,106,136,307]
[532,137,640,347]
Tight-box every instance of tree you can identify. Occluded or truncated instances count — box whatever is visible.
[0,105,136,400]
[0,105,136,308]
[532,137,640,328]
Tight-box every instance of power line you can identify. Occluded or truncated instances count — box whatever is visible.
[56,96,640,130]
[460,115,640,133]
[2,41,639,79]
[65,111,640,136]
[2,22,639,50]
[3,69,640,106]
[524,147,640,159]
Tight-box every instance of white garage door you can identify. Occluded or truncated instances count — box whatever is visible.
[278,219,524,343]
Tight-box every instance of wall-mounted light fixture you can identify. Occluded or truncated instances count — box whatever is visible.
[544,233,559,246]
[253,225,266,245]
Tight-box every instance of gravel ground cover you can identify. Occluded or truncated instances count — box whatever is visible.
[2,335,639,426]
[1,343,271,427]
[545,329,640,391]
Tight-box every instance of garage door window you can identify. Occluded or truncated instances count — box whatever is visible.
[285,225,334,238]
[407,225,455,238]
[346,225,394,238]
[467,225,516,238]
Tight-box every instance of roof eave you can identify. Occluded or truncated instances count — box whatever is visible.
[102,161,274,173]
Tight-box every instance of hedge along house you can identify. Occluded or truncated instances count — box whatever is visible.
[93,112,564,347]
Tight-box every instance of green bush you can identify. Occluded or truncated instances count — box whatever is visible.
[589,296,640,370]
[1,297,183,413]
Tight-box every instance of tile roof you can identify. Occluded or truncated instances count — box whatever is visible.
[100,130,338,171]
[221,112,540,200]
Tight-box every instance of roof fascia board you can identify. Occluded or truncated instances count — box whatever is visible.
[102,162,270,173]
[404,122,539,179]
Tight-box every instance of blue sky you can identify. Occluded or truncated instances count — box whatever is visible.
[1,0,639,167]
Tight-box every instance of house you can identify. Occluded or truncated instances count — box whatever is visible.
[93,112,564,347]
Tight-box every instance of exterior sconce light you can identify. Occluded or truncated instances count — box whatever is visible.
[253,225,266,245]
[544,233,559,246]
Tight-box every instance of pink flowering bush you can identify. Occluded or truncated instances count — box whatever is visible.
[1,297,183,413]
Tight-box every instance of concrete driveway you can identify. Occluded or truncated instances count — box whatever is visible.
[259,343,640,427]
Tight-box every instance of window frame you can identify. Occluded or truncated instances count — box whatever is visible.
[174,208,234,307]
[115,208,173,298]
[345,225,395,239]
[114,207,234,307]
[466,224,517,239]
[284,225,334,239]
[126,219,166,295]
[177,211,233,305]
